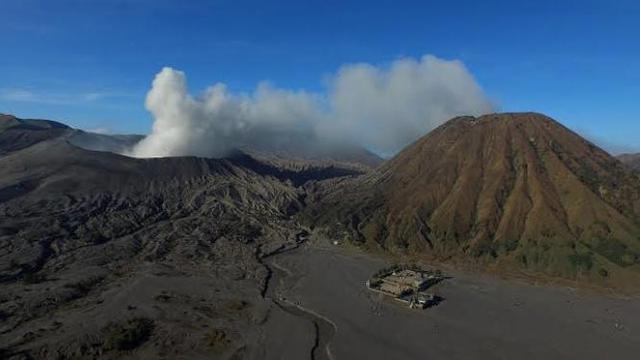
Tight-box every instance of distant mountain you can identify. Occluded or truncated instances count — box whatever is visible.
[307,113,640,286]
[0,114,70,153]
[618,153,640,172]
[0,113,383,169]
[68,131,144,154]
[239,145,383,173]
[0,113,142,155]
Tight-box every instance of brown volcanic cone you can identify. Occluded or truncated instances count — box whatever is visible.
[308,113,640,285]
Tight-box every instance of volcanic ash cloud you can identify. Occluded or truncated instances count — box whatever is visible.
[131,55,494,158]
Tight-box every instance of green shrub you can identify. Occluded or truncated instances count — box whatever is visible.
[370,263,441,280]
[598,268,609,277]
[594,239,637,267]
[568,252,593,271]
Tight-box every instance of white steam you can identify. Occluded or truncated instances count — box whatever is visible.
[132,55,494,158]
[132,68,320,158]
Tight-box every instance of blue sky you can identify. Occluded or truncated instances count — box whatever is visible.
[1,0,639,152]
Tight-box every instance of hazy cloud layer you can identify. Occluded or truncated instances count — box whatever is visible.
[132,55,494,158]
[0,87,132,105]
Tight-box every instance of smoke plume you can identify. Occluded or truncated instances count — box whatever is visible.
[131,55,494,158]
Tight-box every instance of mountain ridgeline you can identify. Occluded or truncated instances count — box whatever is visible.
[2,111,640,357]
[618,153,640,172]
[0,113,143,155]
[1,112,640,290]
[307,113,640,286]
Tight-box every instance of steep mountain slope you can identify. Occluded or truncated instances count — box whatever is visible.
[307,113,640,285]
[618,153,640,172]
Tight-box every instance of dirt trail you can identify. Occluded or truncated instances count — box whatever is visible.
[260,240,336,360]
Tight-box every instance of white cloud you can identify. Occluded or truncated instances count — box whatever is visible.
[86,127,113,135]
[132,68,322,158]
[324,55,494,154]
[132,55,495,158]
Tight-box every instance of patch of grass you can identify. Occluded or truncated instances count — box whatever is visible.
[540,228,556,238]
[360,209,389,245]
[469,241,498,259]
[103,318,154,351]
[598,268,609,277]
[593,239,638,268]
[592,221,612,234]
[501,239,519,253]
[568,252,593,272]
[517,253,528,267]
[204,328,232,349]
[577,166,600,188]
[223,299,249,312]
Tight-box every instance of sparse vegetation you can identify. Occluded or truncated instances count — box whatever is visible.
[568,252,593,272]
[103,318,154,351]
[223,299,249,312]
[204,328,232,349]
[598,268,609,277]
[593,239,639,267]
[371,263,432,280]
[501,239,519,253]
